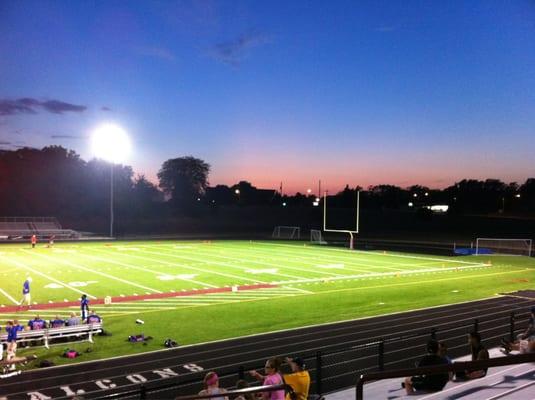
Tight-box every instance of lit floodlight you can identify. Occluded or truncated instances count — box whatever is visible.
[282,202,287,207]
[425,192,429,196]
[515,194,521,198]
[307,188,312,194]
[235,189,240,194]
[315,197,320,202]
[91,123,131,163]
[413,193,418,198]
[408,202,414,207]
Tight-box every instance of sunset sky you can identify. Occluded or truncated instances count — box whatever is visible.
[1,0,534,194]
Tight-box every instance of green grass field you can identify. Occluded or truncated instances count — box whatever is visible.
[1,240,534,367]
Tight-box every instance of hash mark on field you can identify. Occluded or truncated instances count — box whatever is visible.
[23,250,162,294]
[4,255,97,299]
[101,247,266,284]
[76,251,217,288]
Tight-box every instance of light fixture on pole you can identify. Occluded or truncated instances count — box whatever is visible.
[90,123,131,238]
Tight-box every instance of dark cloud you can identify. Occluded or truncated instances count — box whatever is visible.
[50,134,87,139]
[101,106,112,112]
[0,141,11,145]
[210,32,270,66]
[0,98,87,116]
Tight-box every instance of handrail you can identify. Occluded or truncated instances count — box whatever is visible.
[90,383,294,400]
[355,352,535,400]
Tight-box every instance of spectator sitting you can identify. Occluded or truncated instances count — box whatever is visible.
[198,371,228,400]
[49,315,65,328]
[438,341,454,381]
[234,380,254,400]
[86,310,102,324]
[28,315,46,330]
[66,312,81,326]
[249,357,285,400]
[502,306,535,354]
[403,339,449,394]
[283,357,310,400]
[456,331,489,380]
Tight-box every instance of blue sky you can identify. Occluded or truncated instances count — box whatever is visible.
[1,0,534,193]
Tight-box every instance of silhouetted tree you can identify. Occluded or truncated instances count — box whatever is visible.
[157,156,210,210]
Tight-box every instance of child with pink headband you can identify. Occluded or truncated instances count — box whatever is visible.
[198,371,228,400]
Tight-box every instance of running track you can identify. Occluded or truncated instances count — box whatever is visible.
[1,293,534,399]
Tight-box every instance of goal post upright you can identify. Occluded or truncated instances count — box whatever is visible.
[323,190,360,250]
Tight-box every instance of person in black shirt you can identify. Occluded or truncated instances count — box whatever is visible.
[403,339,449,394]
[456,331,489,380]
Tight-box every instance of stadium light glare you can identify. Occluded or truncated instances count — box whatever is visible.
[408,202,414,207]
[235,189,240,194]
[515,194,521,198]
[307,188,312,194]
[91,123,131,164]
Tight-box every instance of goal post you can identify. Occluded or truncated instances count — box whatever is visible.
[323,191,360,250]
[310,229,327,245]
[475,238,532,257]
[272,226,301,240]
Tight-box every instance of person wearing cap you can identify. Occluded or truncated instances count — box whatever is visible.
[19,277,32,307]
[283,357,310,400]
[198,371,228,400]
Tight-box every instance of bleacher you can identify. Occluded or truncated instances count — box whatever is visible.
[0,217,79,240]
[327,348,535,399]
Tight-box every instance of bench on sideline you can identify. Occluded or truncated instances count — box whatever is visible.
[0,323,103,349]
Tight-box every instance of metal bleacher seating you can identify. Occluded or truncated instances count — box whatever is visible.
[0,217,79,240]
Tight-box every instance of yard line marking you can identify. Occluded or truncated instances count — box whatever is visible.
[270,263,490,285]
[76,251,218,288]
[282,285,313,294]
[22,250,162,294]
[178,243,348,276]
[255,241,484,266]
[138,245,280,281]
[157,244,334,278]
[3,255,97,299]
[213,243,403,273]
[101,247,266,284]
[0,288,18,305]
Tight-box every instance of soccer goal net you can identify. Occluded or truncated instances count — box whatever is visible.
[310,229,327,245]
[272,226,301,240]
[475,238,532,257]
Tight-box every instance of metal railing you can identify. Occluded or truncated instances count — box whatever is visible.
[355,352,535,400]
[62,310,532,400]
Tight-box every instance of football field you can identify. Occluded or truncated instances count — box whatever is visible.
[1,240,534,365]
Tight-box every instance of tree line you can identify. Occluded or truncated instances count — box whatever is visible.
[0,146,534,221]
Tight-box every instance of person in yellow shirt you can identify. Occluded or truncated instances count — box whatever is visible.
[283,357,310,400]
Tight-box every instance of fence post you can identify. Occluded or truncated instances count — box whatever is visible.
[510,312,515,342]
[473,318,479,333]
[316,351,323,397]
[378,339,385,371]
[140,385,147,400]
[238,366,245,380]
[430,328,437,340]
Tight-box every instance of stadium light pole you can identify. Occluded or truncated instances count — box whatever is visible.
[90,123,131,238]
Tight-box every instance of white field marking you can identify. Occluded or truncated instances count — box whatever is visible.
[282,285,313,294]
[76,251,217,288]
[210,242,401,273]
[99,247,266,284]
[159,244,336,279]
[23,250,162,294]
[139,244,304,280]
[193,243,348,276]
[270,263,490,285]
[255,241,485,266]
[141,299,242,304]
[0,288,18,304]
[4,255,97,299]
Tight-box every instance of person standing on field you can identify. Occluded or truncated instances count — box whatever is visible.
[81,294,89,321]
[19,277,32,307]
[30,234,37,248]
